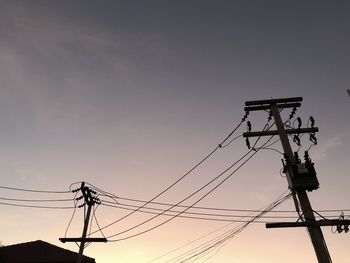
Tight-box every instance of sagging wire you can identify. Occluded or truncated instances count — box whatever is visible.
[64,191,79,247]
[88,112,251,237]
[105,130,276,242]
[160,192,292,263]
[148,189,291,263]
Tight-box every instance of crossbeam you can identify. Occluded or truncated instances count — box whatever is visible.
[59,238,107,243]
[243,127,319,138]
[245,97,303,106]
[245,102,301,112]
[266,220,350,229]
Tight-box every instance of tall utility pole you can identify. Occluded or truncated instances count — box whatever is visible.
[60,182,107,263]
[243,97,332,263]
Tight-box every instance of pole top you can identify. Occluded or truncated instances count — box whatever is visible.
[245,97,303,106]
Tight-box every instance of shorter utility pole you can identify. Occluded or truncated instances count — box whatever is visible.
[60,182,107,263]
[243,97,349,263]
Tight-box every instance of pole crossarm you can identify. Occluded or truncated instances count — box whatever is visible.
[59,238,107,243]
[245,97,303,106]
[243,127,319,138]
[266,220,350,229]
[245,102,301,112]
[245,97,303,112]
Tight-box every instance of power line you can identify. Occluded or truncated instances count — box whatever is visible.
[100,201,347,222]
[153,192,292,263]
[87,115,249,236]
[100,200,298,219]
[0,185,71,194]
[100,119,282,240]
[105,149,255,240]
[104,114,296,241]
[99,195,350,214]
[0,201,75,209]
[0,197,74,202]
[106,134,273,241]
[64,192,79,239]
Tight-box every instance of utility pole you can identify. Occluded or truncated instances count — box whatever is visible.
[60,182,107,263]
[242,97,349,263]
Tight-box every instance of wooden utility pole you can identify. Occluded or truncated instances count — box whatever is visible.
[243,97,332,263]
[60,182,107,263]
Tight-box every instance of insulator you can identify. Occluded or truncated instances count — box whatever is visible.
[297,117,302,129]
[293,135,301,146]
[294,152,301,163]
[72,188,80,193]
[268,111,272,121]
[337,225,343,233]
[246,137,251,149]
[309,116,315,128]
[344,225,349,233]
[304,151,311,163]
[284,153,290,164]
[310,134,317,145]
[289,107,297,119]
[247,121,252,132]
[241,111,249,122]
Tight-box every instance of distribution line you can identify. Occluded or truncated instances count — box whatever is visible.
[100,201,299,219]
[106,134,273,241]
[103,118,274,240]
[99,195,350,214]
[92,119,274,238]
[64,191,79,238]
[148,191,291,263]
[0,197,74,202]
[88,115,249,236]
[0,185,71,193]
[105,149,255,240]
[164,193,292,263]
[99,201,346,222]
[100,203,295,223]
[0,201,75,209]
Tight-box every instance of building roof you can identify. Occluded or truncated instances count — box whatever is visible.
[0,240,96,263]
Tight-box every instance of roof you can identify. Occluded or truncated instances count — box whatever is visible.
[0,240,96,263]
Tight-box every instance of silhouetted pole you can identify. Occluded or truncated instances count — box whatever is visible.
[77,196,93,263]
[244,97,332,263]
[59,182,107,263]
[270,103,332,263]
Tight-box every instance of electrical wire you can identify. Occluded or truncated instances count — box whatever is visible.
[64,192,79,238]
[92,204,106,239]
[105,149,256,240]
[174,194,292,263]
[100,201,299,220]
[100,118,281,240]
[87,115,249,236]
[157,192,292,263]
[106,133,275,241]
[99,202,301,222]
[98,195,350,214]
[0,197,74,202]
[0,202,75,209]
[0,185,71,193]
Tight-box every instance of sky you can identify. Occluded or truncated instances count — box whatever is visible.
[0,1,349,262]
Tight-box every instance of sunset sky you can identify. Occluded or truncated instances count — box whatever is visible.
[0,1,349,262]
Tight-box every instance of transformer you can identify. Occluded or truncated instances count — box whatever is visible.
[282,152,319,191]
